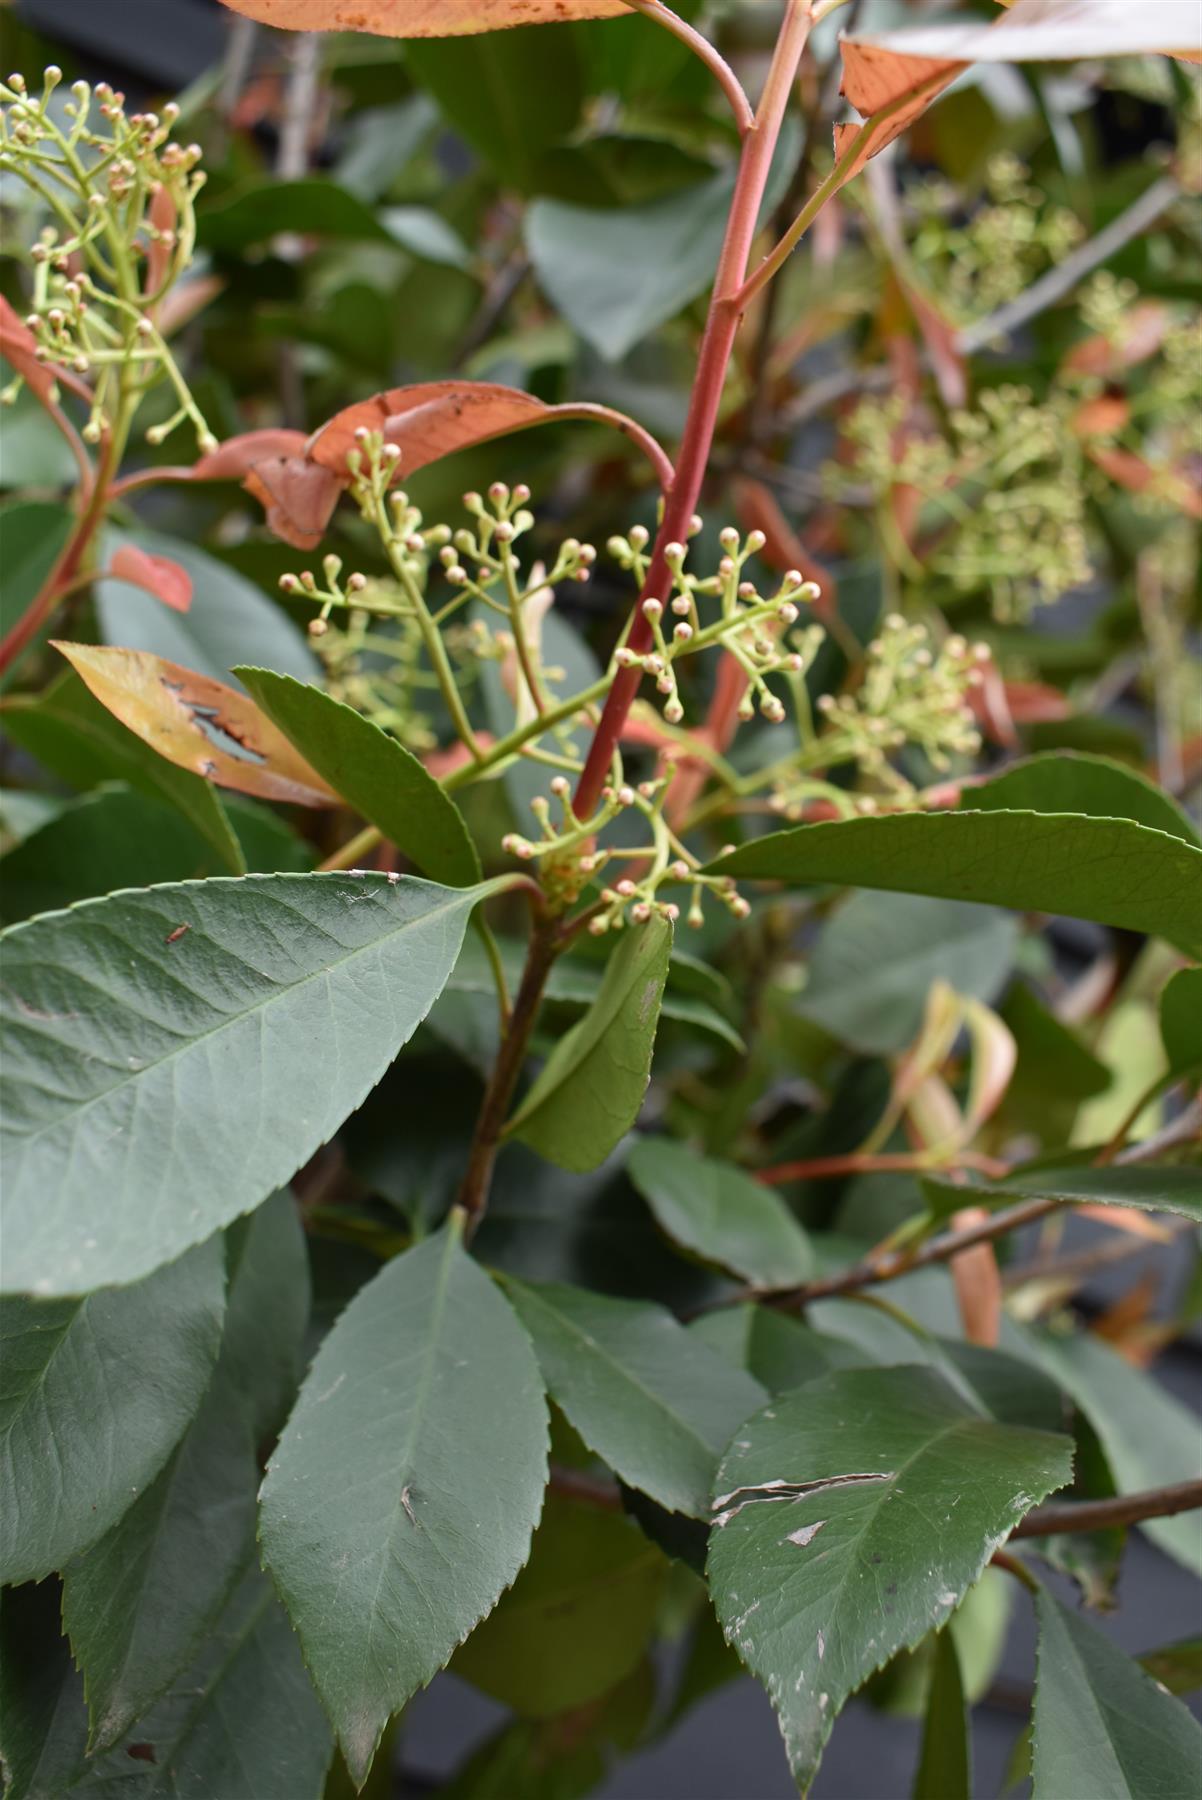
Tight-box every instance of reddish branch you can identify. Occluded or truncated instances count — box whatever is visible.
[573,0,814,819]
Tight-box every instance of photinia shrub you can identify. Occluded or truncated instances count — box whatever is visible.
[0,2,1200,1794]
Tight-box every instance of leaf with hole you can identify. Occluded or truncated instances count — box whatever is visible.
[0,669,246,873]
[0,871,498,1295]
[505,1278,766,1519]
[259,1223,549,1787]
[706,1364,1072,1791]
[55,643,337,809]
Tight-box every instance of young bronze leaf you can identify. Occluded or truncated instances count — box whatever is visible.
[307,381,568,480]
[54,643,338,809]
[836,0,1201,183]
[189,428,309,481]
[217,0,629,39]
[107,546,193,615]
[242,457,344,551]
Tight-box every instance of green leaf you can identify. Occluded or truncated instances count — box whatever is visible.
[97,529,317,686]
[0,391,80,488]
[69,1568,333,1798]
[200,178,470,266]
[922,1163,1202,1227]
[0,872,495,1295]
[0,784,233,924]
[913,1628,971,1800]
[259,1224,549,1787]
[525,125,797,360]
[627,1137,812,1287]
[0,1579,90,1800]
[508,915,672,1172]
[405,32,585,194]
[1025,1327,1202,1576]
[708,811,1202,961]
[440,1663,654,1800]
[236,668,481,886]
[1139,1638,1202,1698]
[706,1365,1073,1791]
[61,1194,308,1751]
[999,982,1111,1140]
[0,671,245,874]
[0,1240,225,1585]
[452,1494,665,1717]
[1032,1589,1202,1800]
[689,1305,863,1394]
[0,501,72,681]
[505,1279,766,1519]
[1161,967,1202,1077]
[799,893,1018,1056]
[969,751,1201,849]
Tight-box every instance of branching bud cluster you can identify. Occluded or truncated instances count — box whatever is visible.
[0,68,212,449]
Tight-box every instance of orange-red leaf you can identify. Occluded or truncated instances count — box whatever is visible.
[838,0,1201,182]
[191,428,310,481]
[307,381,562,479]
[108,546,193,614]
[54,641,338,808]
[949,1206,1002,1347]
[0,294,55,404]
[243,457,344,550]
[144,183,177,300]
[1087,445,1202,518]
[1062,300,1173,377]
[218,0,629,37]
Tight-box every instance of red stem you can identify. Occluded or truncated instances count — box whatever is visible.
[573,0,813,820]
[0,437,114,677]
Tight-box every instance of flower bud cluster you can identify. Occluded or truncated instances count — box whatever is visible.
[910,153,1083,322]
[0,70,211,448]
[772,617,984,816]
[502,767,751,933]
[608,525,821,730]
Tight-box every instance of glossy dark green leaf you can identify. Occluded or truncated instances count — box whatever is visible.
[913,1628,971,1800]
[1139,1637,1202,1697]
[706,1365,1072,1790]
[627,1137,812,1287]
[0,671,245,874]
[506,1279,766,1519]
[97,530,317,686]
[799,893,1018,1055]
[200,178,468,265]
[999,983,1111,1139]
[709,811,1202,960]
[69,1568,332,1798]
[509,915,672,1172]
[922,1163,1202,1227]
[1,872,496,1295]
[452,1494,664,1717]
[260,1224,549,1787]
[237,668,481,886]
[0,1579,89,1800]
[689,1305,864,1394]
[1161,967,1202,1077]
[1026,1327,1202,1576]
[969,751,1201,848]
[1032,1589,1202,1799]
[0,1240,225,1585]
[405,32,585,193]
[0,502,72,680]
[441,1663,654,1800]
[0,785,229,924]
[61,1194,308,1751]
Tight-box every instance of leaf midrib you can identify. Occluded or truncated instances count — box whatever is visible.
[4,876,479,1155]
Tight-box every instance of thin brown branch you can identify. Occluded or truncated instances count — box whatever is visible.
[1012,1479,1202,1541]
[757,1149,1009,1186]
[549,1465,624,1512]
